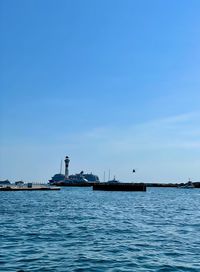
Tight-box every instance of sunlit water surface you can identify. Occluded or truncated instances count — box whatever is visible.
[0,187,200,272]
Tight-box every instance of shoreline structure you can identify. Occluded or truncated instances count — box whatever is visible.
[1,156,200,190]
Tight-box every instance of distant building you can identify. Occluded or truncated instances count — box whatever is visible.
[0,180,11,185]
[15,181,24,186]
[49,173,65,184]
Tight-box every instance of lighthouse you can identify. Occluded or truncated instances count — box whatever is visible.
[64,156,70,179]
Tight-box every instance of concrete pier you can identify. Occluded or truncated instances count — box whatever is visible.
[0,184,60,191]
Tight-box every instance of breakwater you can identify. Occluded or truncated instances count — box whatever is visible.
[146,182,200,188]
[51,182,200,188]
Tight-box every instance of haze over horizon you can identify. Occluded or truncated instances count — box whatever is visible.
[1,0,200,183]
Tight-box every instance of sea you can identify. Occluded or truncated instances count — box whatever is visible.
[0,187,200,272]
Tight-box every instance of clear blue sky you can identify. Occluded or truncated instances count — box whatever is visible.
[1,0,200,182]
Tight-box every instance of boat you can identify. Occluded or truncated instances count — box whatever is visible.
[106,177,119,184]
[179,179,195,189]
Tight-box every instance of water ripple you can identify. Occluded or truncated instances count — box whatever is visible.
[0,188,200,271]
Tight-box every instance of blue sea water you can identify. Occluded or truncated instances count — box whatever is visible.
[0,187,200,272]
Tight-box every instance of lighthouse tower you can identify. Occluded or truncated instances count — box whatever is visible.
[64,156,70,179]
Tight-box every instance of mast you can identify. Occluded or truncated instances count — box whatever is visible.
[60,159,63,174]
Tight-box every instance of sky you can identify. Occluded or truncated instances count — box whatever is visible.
[1,0,200,183]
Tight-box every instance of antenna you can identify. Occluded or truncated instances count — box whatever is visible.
[60,159,63,174]
[108,169,111,181]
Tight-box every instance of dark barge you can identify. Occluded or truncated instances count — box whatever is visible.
[93,182,146,192]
